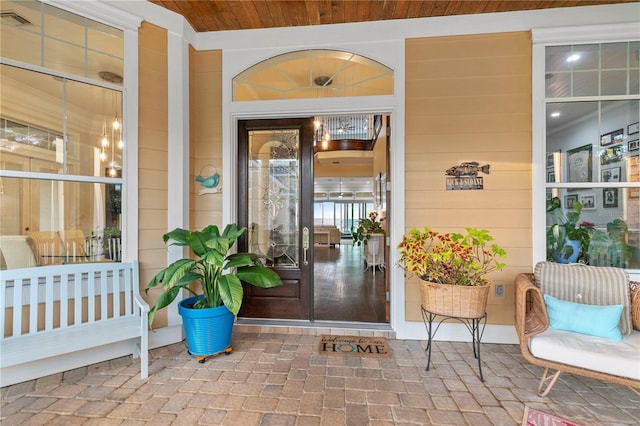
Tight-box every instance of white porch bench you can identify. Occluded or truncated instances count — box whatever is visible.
[1,261,149,387]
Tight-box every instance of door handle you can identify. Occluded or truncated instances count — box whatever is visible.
[302,227,309,265]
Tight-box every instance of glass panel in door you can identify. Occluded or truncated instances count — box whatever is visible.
[248,129,299,267]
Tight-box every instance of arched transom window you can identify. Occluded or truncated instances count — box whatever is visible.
[233,49,394,101]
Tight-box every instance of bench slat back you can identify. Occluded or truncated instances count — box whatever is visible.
[2,262,141,339]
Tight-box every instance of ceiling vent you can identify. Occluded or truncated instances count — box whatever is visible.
[1,11,32,25]
[99,71,123,84]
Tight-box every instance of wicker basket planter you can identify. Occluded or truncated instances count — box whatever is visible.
[420,280,490,318]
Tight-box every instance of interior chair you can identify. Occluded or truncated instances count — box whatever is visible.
[27,231,65,265]
[60,229,89,262]
[0,235,38,269]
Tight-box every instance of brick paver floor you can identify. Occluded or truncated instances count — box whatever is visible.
[2,331,639,425]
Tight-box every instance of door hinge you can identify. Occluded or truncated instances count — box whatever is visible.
[386,291,390,302]
[386,181,391,191]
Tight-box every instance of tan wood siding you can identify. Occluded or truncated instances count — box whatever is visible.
[138,22,169,326]
[404,32,532,325]
[190,48,223,230]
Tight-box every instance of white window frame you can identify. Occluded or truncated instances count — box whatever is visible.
[532,23,640,278]
[0,0,141,262]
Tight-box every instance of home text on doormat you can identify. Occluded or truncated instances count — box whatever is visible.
[318,335,391,358]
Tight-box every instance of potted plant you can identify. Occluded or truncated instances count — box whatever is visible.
[145,224,282,359]
[546,197,593,263]
[588,218,633,267]
[397,227,506,318]
[353,211,386,270]
[352,210,385,246]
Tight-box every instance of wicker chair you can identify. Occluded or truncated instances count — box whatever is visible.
[515,271,640,397]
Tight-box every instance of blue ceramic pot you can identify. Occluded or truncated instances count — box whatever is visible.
[552,239,581,264]
[178,296,234,356]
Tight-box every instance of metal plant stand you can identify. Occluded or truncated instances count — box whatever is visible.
[421,306,487,381]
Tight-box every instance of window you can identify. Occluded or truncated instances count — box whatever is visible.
[545,41,640,269]
[233,49,393,101]
[0,2,124,268]
[0,0,124,84]
[314,201,375,235]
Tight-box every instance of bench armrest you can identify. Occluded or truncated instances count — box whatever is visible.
[515,273,549,344]
[134,292,150,313]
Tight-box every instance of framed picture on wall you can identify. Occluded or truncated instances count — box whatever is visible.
[566,144,592,182]
[629,122,639,135]
[580,193,596,210]
[600,144,624,165]
[547,170,555,183]
[601,167,621,183]
[600,129,623,146]
[546,153,554,168]
[565,194,578,209]
[629,139,639,151]
[603,188,618,208]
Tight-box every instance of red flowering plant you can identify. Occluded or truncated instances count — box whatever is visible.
[397,227,506,286]
[352,210,385,246]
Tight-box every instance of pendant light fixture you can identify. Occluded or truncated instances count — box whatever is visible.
[97,73,125,177]
[313,116,331,150]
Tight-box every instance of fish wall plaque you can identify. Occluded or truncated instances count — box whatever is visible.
[445,162,489,190]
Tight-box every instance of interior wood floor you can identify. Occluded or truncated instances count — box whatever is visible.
[313,241,386,323]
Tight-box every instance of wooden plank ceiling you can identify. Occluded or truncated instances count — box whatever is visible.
[149,0,633,32]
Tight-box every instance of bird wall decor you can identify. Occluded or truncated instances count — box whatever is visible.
[196,164,221,194]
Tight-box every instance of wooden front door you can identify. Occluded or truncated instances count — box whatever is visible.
[237,118,314,319]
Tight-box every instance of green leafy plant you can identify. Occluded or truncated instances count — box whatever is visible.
[145,224,282,325]
[397,227,506,286]
[588,218,633,267]
[546,197,593,262]
[352,211,385,246]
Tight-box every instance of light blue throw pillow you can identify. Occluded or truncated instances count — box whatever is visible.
[543,294,623,341]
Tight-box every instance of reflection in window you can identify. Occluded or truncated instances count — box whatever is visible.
[1,65,124,178]
[545,41,639,98]
[0,0,124,84]
[0,118,61,152]
[0,1,125,268]
[545,42,640,269]
[0,178,121,269]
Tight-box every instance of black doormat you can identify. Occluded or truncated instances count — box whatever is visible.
[318,335,391,358]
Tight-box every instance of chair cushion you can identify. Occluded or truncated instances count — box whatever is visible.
[529,328,640,380]
[544,294,623,341]
[534,262,632,335]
